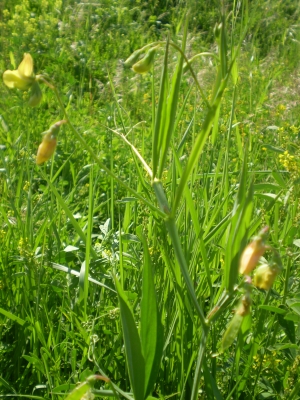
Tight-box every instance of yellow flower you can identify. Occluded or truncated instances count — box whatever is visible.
[36,120,66,165]
[253,263,280,290]
[3,53,42,106]
[3,53,35,90]
[239,233,267,275]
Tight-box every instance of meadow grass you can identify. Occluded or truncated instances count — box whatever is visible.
[0,0,300,399]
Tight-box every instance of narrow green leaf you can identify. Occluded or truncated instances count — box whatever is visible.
[79,165,94,317]
[64,381,91,400]
[0,376,16,393]
[52,383,76,393]
[158,20,188,178]
[0,308,25,326]
[140,237,164,398]
[203,357,223,400]
[22,355,45,375]
[258,305,286,314]
[115,278,145,400]
[152,39,169,178]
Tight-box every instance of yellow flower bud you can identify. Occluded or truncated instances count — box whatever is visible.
[36,131,57,165]
[239,228,269,275]
[239,239,266,275]
[132,46,158,74]
[36,120,66,165]
[253,264,280,290]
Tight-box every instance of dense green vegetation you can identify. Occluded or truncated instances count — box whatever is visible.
[0,0,300,399]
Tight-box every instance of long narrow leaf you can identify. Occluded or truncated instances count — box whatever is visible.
[115,278,145,400]
[140,237,163,398]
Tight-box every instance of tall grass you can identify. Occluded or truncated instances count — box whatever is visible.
[0,0,300,399]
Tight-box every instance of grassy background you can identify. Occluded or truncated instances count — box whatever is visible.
[0,0,300,399]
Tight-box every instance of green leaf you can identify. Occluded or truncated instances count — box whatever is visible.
[258,305,286,314]
[115,278,145,400]
[23,355,45,374]
[278,313,295,344]
[0,307,25,326]
[284,313,300,322]
[140,237,164,398]
[64,381,91,400]
[203,357,223,400]
[158,21,187,178]
[52,383,76,393]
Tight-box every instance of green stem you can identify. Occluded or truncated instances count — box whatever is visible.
[190,328,209,400]
[153,179,207,328]
[283,256,291,304]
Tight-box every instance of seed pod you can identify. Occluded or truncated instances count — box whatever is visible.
[221,313,243,352]
[253,263,280,290]
[132,46,158,74]
[124,49,143,68]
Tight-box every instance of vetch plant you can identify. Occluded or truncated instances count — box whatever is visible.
[0,2,293,399]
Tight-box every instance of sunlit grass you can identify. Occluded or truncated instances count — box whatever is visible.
[0,0,300,399]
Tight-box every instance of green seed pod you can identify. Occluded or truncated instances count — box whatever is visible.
[221,313,243,352]
[124,49,144,68]
[132,46,158,74]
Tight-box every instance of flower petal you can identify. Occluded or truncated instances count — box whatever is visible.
[3,69,33,90]
[18,53,35,79]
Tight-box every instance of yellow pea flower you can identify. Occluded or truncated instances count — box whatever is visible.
[253,263,280,290]
[36,120,66,165]
[3,53,42,106]
[239,227,269,275]
[3,53,35,90]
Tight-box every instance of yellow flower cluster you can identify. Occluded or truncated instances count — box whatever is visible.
[279,150,299,179]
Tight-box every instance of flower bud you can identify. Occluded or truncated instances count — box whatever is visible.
[28,81,43,107]
[36,131,57,165]
[239,228,269,275]
[36,120,66,165]
[236,292,252,317]
[253,263,280,290]
[214,23,222,40]
[132,46,158,74]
